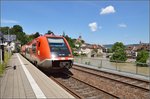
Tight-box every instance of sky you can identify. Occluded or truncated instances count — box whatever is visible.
[1,0,149,45]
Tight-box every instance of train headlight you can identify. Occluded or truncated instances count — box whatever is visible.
[51,54,56,58]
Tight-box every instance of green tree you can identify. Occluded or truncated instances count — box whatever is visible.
[11,25,29,45]
[112,42,125,52]
[12,25,23,33]
[33,32,40,38]
[46,30,54,35]
[136,50,149,63]
[0,27,9,34]
[107,48,112,53]
[64,35,75,49]
[110,42,127,62]
[0,25,40,45]
[81,40,85,44]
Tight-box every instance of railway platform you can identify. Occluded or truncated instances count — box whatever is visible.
[0,53,75,99]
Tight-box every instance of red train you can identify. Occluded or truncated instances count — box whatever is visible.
[21,34,73,71]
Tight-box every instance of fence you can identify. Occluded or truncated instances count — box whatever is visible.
[74,57,150,77]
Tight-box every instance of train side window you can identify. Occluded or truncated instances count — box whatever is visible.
[32,43,36,54]
[38,42,40,47]
[27,48,30,53]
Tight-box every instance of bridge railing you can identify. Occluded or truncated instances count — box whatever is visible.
[74,57,150,77]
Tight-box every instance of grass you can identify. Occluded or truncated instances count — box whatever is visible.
[0,51,11,76]
[0,63,5,76]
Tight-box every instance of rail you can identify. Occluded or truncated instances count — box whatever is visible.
[50,72,119,99]
[73,65,150,91]
[71,65,150,98]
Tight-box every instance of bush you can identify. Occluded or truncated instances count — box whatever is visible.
[73,52,79,56]
[110,46,127,62]
[136,50,149,66]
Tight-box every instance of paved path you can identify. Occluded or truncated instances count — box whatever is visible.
[0,53,75,99]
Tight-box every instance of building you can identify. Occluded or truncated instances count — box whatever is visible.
[126,43,150,58]
[73,35,106,57]
[80,43,104,57]
[0,31,5,45]
[0,32,17,52]
[75,35,82,47]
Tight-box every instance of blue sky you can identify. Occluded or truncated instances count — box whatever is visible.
[1,0,149,45]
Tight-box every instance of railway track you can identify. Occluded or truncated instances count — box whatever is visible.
[73,65,150,91]
[24,53,149,99]
[71,65,150,99]
[50,72,119,99]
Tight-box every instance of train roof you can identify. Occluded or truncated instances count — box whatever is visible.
[23,34,64,46]
[44,34,64,38]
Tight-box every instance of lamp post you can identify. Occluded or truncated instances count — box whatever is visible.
[0,35,5,64]
[1,36,4,62]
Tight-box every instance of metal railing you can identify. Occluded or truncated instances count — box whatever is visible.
[74,57,150,77]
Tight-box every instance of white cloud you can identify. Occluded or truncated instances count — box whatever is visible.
[100,5,116,15]
[1,19,19,24]
[118,23,127,28]
[88,22,98,32]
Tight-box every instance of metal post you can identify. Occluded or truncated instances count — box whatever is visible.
[0,49,2,64]
[136,64,138,74]
[1,45,4,62]
[100,59,102,68]
[1,37,4,62]
[149,47,150,90]
[8,28,10,57]
[116,60,117,71]
[7,33,9,41]
[81,56,82,64]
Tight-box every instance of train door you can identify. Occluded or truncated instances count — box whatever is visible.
[31,42,37,62]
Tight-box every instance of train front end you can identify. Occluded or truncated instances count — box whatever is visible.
[39,35,74,71]
[48,36,73,69]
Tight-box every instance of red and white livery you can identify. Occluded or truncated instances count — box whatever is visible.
[21,34,73,71]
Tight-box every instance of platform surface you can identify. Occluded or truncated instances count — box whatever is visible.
[0,53,75,99]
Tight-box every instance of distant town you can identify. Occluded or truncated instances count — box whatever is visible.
[0,29,150,59]
[0,25,150,61]
[71,35,150,59]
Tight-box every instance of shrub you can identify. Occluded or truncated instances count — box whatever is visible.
[136,50,149,66]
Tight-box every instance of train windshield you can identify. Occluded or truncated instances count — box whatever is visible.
[47,38,71,57]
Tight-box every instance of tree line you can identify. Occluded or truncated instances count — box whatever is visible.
[0,25,40,45]
[0,25,77,46]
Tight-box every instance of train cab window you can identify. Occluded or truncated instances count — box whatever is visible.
[32,43,36,54]
[47,38,70,57]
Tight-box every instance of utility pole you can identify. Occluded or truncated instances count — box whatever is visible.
[1,36,4,63]
[8,28,10,57]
